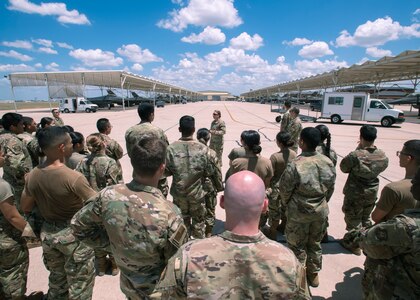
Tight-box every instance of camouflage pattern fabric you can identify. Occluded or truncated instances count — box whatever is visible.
[54,117,65,127]
[98,133,123,181]
[151,230,311,299]
[209,119,226,166]
[71,181,188,298]
[347,209,420,299]
[341,146,388,239]
[280,151,336,273]
[280,109,291,132]
[41,221,95,300]
[0,179,28,299]
[75,154,121,192]
[286,117,302,153]
[316,143,338,167]
[166,137,223,239]
[0,130,32,211]
[17,132,40,167]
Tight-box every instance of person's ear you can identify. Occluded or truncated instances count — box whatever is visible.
[58,143,65,153]
[261,198,268,213]
[220,195,225,209]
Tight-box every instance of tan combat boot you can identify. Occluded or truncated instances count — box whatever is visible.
[205,226,213,238]
[96,256,108,276]
[109,256,119,276]
[307,273,320,288]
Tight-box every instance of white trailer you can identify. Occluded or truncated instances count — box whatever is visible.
[320,92,405,127]
[59,97,98,113]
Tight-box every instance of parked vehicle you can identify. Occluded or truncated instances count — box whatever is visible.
[156,100,165,108]
[59,97,98,113]
[319,92,404,127]
[310,100,322,111]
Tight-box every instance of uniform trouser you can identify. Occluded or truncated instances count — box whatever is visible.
[204,192,217,231]
[268,189,281,224]
[0,233,28,299]
[41,221,95,300]
[342,193,377,242]
[174,196,206,239]
[285,218,327,274]
[209,142,223,167]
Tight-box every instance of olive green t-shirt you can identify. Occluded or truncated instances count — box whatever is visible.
[230,155,274,187]
[25,165,96,222]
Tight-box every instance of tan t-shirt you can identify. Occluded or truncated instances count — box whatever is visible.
[230,155,274,187]
[25,165,96,222]
[270,149,297,185]
[375,178,418,221]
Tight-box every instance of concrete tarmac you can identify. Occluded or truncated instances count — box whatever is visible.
[9,101,418,299]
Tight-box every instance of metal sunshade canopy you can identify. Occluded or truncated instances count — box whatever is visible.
[240,50,420,98]
[7,69,199,100]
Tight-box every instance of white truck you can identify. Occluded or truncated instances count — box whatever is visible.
[319,92,405,127]
[59,97,98,113]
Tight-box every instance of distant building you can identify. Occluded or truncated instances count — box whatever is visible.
[198,90,236,101]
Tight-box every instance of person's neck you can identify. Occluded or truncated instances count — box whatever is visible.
[361,141,374,148]
[224,219,259,236]
[140,120,151,124]
[181,134,194,139]
[42,155,65,168]
[405,165,418,179]
[132,174,159,187]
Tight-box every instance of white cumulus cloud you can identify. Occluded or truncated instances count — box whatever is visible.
[57,42,73,49]
[34,63,42,68]
[131,63,144,72]
[45,62,59,71]
[32,38,53,48]
[0,63,35,72]
[39,47,58,54]
[117,44,162,64]
[69,49,123,67]
[294,59,348,78]
[2,40,32,49]
[365,47,392,58]
[181,26,226,45]
[283,37,313,46]
[230,32,263,50]
[0,50,33,61]
[336,17,420,47]
[7,0,90,25]
[298,41,334,58]
[157,0,242,32]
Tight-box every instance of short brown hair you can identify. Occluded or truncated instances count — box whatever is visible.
[130,135,166,177]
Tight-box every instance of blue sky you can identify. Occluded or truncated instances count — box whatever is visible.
[0,0,419,100]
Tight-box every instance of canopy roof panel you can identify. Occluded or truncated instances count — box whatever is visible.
[8,70,200,96]
[241,50,420,97]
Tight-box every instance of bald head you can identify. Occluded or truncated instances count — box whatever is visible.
[224,171,266,221]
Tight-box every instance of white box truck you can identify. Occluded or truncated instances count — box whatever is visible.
[320,92,405,127]
[59,97,98,113]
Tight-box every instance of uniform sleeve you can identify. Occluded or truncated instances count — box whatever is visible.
[72,175,97,203]
[70,192,110,250]
[151,247,188,299]
[106,160,121,186]
[330,150,338,167]
[279,162,297,206]
[358,215,417,259]
[0,180,14,202]
[164,147,174,177]
[280,113,289,131]
[109,139,123,160]
[340,152,356,173]
[212,121,226,136]
[375,185,397,215]
[207,152,224,192]
[4,138,32,180]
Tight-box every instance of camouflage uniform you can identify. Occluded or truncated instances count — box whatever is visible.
[0,130,32,211]
[286,117,302,153]
[17,132,40,167]
[198,138,224,236]
[166,137,223,239]
[125,122,169,197]
[268,148,297,224]
[316,143,338,167]
[71,181,188,298]
[341,146,388,243]
[54,117,65,127]
[0,179,28,299]
[75,154,121,192]
[151,230,311,299]
[98,133,123,182]
[280,151,336,275]
[209,119,226,166]
[347,209,420,300]
[280,109,291,132]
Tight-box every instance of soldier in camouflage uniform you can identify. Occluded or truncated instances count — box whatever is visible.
[340,125,388,255]
[280,100,292,132]
[95,118,123,182]
[284,107,302,153]
[166,116,223,239]
[209,110,226,166]
[17,117,40,168]
[345,167,420,299]
[51,109,64,127]
[75,133,121,276]
[125,103,169,197]
[280,127,336,287]
[152,171,311,299]
[22,127,96,300]
[196,128,224,237]
[0,146,40,300]
[0,113,32,211]
[71,135,188,298]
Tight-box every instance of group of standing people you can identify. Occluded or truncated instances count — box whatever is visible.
[0,102,419,299]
